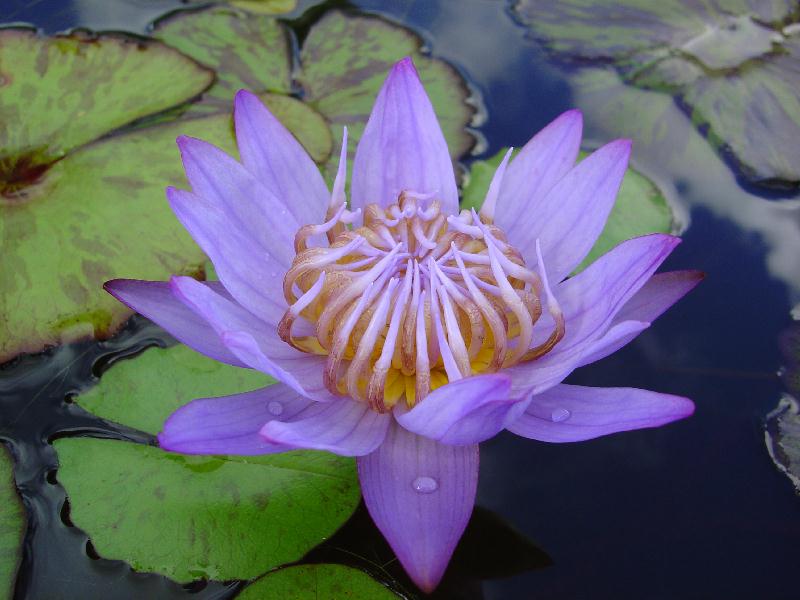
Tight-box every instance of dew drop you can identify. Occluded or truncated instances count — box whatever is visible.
[550,408,571,423]
[267,401,284,416]
[411,476,438,494]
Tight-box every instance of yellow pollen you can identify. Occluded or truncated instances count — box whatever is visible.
[278,192,565,413]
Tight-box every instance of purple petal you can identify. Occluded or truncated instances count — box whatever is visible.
[260,398,390,457]
[507,384,694,443]
[169,276,337,402]
[351,57,458,216]
[158,384,312,455]
[234,90,329,227]
[357,422,478,592]
[576,320,650,367]
[167,187,289,327]
[496,109,582,236]
[506,234,681,398]
[104,279,246,368]
[509,139,632,283]
[395,374,519,445]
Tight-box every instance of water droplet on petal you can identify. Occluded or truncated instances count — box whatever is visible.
[550,408,571,423]
[267,401,284,416]
[411,476,438,494]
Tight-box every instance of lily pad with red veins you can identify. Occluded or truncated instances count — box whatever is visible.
[511,0,800,189]
[0,446,24,599]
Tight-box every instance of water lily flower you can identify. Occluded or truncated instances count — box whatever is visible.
[104,57,699,592]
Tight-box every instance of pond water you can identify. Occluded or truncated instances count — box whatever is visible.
[2,0,799,599]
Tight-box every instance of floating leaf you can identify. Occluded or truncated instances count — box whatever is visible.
[238,564,399,599]
[460,148,673,271]
[0,114,234,362]
[0,28,213,192]
[511,0,800,188]
[55,437,360,582]
[78,344,273,436]
[184,0,299,16]
[0,446,24,600]
[259,93,333,164]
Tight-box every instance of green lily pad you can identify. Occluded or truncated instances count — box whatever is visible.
[0,447,24,600]
[238,564,399,599]
[55,437,360,582]
[0,28,213,194]
[0,114,235,362]
[258,93,334,164]
[78,344,273,435]
[460,148,673,270]
[511,0,800,188]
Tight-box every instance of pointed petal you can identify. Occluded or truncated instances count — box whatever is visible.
[507,384,694,443]
[260,398,390,457]
[170,275,336,402]
[104,279,246,367]
[496,109,582,235]
[509,139,632,283]
[395,374,519,445]
[234,90,329,226]
[576,320,650,367]
[352,57,458,215]
[167,187,289,327]
[158,384,313,455]
[357,422,478,592]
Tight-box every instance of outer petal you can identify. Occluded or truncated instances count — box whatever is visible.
[260,398,390,457]
[509,139,632,283]
[158,384,312,455]
[507,384,694,443]
[496,109,582,236]
[167,186,290,328]
[357,422,478,592]
[170,276,337,402]
[351,57,458,215]
[395,374,519,445]
[234,90,329,227]
[103,278,246,368]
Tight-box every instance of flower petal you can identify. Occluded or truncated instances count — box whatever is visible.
[158,384,313,455]
[509,139,632,283]
[395,374,520,445]
[169,275,337,402]
[352,57,458,215]
[357,422,478,592]
[234,90,329,227]
[103,278,246,367]
[259,398,390,457]
[496,109,582,235]
[507,384,694,443]
[167,187,289,327]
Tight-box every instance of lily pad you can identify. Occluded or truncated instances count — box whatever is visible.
[238,564,399,599]
[0,114,235,363]
[55,437,360,582]
[461,148,673,270]
[511,0,800,188]
[0,447,24,600]
[78,344,273,435]
[0,28,213,193]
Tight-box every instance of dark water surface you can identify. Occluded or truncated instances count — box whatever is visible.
[2,1,799,599]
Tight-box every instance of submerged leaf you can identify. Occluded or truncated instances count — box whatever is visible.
[55,437,359,582]
[460,148,673,271]
[238,564,399,599]
[0,447,24,600]
[511,0,800,188]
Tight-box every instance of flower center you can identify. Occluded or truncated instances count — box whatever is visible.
[278,192,564,413]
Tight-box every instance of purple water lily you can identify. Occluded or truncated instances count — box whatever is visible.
[105,57,699,592]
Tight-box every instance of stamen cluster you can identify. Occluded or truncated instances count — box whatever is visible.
[278,192,564,413]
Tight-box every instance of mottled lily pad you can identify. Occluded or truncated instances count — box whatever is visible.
[0,28,213,193]
[78,344,273,436]
[238,564,399,599]
[461,148,673,271]
[0,446,24,600]
[55,437,360,582]
[0,114,235,362]
[512,0,800,188]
